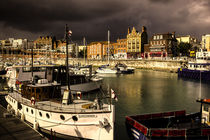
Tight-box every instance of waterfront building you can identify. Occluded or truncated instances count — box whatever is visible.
[201,34,210,52]
[144,32,177,59]
[34,36,57,50]
[115,38,127,59]
[87,41,115,60]
[87,42,105,59]
[57,41,77,57]
[127,26,148,59]
[176,35,197,44]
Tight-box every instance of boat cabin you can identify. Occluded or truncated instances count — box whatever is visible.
[21,80,62,102]
[198,99,210,125]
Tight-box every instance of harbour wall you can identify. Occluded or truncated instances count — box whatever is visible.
[55,59,187,73]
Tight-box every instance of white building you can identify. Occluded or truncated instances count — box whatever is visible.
[201,34,210,51]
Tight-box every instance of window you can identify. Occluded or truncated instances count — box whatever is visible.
[46,113,50,119]
[60,115,65,120]
[31,109,34,114]
[153,36,156,40]
[26,108,28,112]
[39,112,42,117]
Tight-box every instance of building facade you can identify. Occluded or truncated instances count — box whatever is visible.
[201,34,210,52]
[87,41,115,60]
[127,26,148,59]
[144,32,177,59]
[34,36,57,50]
[115,38,127,59]
[176,35,197,44]
[127,27,141,58]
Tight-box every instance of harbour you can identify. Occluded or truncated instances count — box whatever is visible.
[1,69,210,139]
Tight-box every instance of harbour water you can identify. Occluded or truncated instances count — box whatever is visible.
[1,69,210,140]
[98,69,210,140]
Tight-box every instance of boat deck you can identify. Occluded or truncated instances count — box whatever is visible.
[7,91,111,113]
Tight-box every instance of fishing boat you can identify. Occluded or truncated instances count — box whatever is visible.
[5,25,115,140]
[178,50,210,82]
[125,98,210,140]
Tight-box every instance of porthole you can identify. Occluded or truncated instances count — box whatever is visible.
[26,108,28,112]
[72,116,78,121]
[46,113,50,119]
[39,112,42,117]
[31,109,34,114]
[60,115,65,120]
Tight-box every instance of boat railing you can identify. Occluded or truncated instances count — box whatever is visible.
[11,94,110,113]
[130,110,186,121]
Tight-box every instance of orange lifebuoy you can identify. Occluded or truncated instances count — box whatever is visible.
[31,97,36,105]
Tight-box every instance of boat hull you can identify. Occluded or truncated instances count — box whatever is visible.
[5,94,114,140]
[125,111,210,140]
[178,68,210,81]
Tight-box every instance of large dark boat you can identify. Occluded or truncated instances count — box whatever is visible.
[126,99,210,140]
[178,61,210,82]
[178,51,210,82]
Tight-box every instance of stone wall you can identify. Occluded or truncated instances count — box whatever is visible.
[55,58,186,73]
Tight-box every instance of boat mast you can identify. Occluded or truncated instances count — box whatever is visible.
[65,24,72,103]
[108,30,110,64]
[31,41,34,81]
[83,37,86,65]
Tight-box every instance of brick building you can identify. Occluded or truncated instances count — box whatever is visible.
[144,32,177,59]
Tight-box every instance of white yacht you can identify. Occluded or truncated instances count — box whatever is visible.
[96,65,117,74]
[5,79,114,140]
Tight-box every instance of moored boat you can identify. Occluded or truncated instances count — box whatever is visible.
[178,50,210,82]
[5,79,114,140]
[115,63,135,74]
[125,99,210,140]
[96,64,117,74]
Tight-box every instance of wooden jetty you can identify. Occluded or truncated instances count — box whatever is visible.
[0,104,46,140]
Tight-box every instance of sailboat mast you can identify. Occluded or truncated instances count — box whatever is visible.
[31,42,34,80]
[108,30,110,64]
[65,25,70,90]
[83,37,86,64]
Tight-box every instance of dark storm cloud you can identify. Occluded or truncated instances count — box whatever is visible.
[0,0,210,41]
[0,0,128,32]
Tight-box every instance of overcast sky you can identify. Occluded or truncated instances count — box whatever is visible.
[0,0,210,41]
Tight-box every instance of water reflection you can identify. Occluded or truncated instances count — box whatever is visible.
[101,69,210,140]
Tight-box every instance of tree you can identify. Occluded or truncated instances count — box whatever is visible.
[177,42,192,56]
